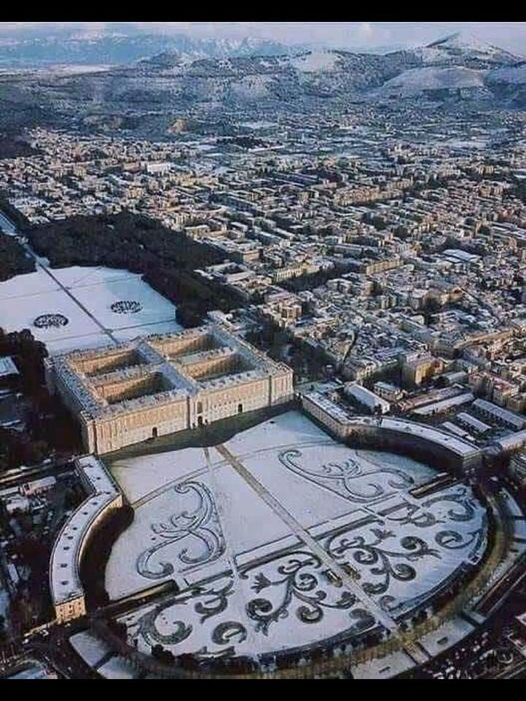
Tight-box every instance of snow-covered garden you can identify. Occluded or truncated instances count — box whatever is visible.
[0,265,181,354]
[106,411,488,659]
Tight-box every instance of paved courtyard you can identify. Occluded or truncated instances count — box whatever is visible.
[106,411,488,660]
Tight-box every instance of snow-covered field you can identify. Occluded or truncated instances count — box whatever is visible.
[0,265,181,354]
[71,276,177,330]
[69,631,112,668]
[0,268,57,301]
[0,287,102,341]
[107,411,488,660]
[379,66,485,97]
[292,51,339,73]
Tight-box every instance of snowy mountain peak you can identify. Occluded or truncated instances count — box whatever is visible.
[428,32,487,51]
[138,49,182,69]
[423,32,521,64]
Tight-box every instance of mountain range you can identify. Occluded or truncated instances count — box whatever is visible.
[87,33,526,105]
[0,33,303,67]
[1,33,525,135]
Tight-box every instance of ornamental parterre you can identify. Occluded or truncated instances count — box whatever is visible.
[33,313,69,329]
[111,300,143,315]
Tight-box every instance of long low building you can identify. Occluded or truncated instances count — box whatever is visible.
[411,392,474,417]
[50,455,123,623]
[301,390,482,475]
[343,382,391,414]
[45,322,294,454]
[491,428,526,454]
[472,398,526,432]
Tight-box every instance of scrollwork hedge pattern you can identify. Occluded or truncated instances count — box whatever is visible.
[136,481,225,579]
[123,446,487,663]
[278,448,414,503]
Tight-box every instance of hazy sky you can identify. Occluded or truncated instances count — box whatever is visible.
[1,22,526,54]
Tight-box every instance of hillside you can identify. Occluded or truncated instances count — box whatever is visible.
[0,33,298,67]
[1,32,525,134]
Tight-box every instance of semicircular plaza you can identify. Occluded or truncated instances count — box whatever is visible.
[103,410,490,662]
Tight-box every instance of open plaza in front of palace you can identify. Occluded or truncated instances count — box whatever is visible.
[103,410,489,662]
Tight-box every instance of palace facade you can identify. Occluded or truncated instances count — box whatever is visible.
[45,322,294,454]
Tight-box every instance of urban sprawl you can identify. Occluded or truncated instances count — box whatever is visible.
[1,99,526,680]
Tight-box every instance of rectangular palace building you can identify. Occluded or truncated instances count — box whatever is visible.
[45,322,294,454]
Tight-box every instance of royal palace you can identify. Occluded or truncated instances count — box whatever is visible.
[45,322,294,454]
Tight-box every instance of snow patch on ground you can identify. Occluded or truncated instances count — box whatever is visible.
[380,66,485,96]
[291,51,339,73]
[69,631,112,668]
[488,64,526,84]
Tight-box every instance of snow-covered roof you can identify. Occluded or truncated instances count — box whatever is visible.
[301,390,479,458]
[49,455,122,607]
[0,355,19,378]
[49,322,288,422]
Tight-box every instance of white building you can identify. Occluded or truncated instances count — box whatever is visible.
[0,356,19,380]
[20,476,57,497]
[343,382,391,415]
[49,455,123,623]
[45,322,294,454]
